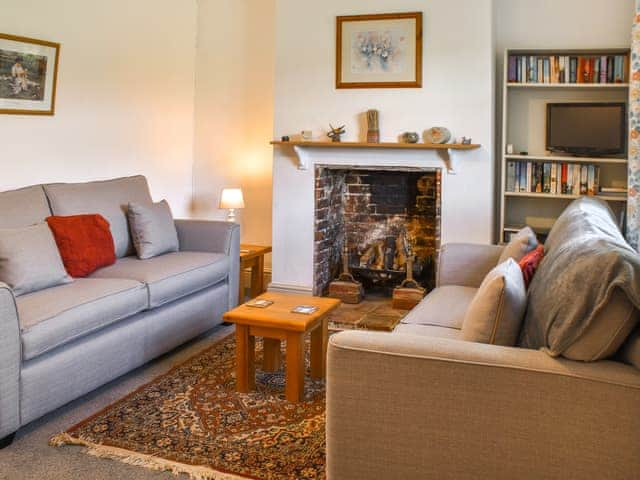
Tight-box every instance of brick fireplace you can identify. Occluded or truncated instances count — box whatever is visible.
[314,165,441,296]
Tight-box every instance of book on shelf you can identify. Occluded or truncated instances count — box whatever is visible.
[505,160,609,198]
[508,53,628,84]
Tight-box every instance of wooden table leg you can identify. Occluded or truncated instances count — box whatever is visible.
[263,338,282,372]
[310,317,328,379]
[250,256,265,298]
[238,262,245,304]
[285,332,305,402]
[236,325,255,392]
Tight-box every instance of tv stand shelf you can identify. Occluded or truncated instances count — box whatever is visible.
[499,47,630,243]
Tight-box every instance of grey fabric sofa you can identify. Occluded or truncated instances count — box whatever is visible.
[0,176,239,446]
[327,214,640,478]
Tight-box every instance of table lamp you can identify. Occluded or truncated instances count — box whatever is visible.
[219,187,245,222]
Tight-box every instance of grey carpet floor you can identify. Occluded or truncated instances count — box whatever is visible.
[0,324,235,480]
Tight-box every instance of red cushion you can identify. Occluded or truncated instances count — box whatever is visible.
[46,214,116,277]
[518,244,545,288]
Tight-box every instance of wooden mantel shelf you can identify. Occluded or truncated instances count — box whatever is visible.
[270,140,482,173]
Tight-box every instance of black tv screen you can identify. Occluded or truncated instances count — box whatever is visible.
[546,102,627,156]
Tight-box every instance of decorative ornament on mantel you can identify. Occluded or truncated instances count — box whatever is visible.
[424,126,451,144]
[366,109,380,143]
[327,124,346,142]
[401,132,419,144]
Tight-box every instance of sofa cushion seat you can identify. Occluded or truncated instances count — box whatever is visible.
[393,323,462,339]
[18,278,147,360]
[90,251,230,308]
[399,285,478,330]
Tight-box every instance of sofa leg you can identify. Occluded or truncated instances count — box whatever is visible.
[0,432,15,449]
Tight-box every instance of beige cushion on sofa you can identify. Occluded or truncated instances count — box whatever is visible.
[498,226,538,264]
[461,259,526,346]
[564,288,639,361]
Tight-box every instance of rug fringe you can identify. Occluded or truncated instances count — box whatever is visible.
[49,432,249,480]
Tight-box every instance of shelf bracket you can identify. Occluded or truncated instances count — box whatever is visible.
[436,149,457,174]
[292,145,309,170]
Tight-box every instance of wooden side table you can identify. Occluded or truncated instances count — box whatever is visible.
[239,244,272,302]
[223,292,341,402]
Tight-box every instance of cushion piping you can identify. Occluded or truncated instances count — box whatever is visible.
[489,277,507,344]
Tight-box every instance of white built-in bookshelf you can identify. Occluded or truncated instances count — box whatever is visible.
[499,48,630,242]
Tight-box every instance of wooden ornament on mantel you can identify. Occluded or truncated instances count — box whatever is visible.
[366,109,380,143]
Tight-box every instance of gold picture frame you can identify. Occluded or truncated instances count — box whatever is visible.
[0,33,60,115]
[336,12,423,89]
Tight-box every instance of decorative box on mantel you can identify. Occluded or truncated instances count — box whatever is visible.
[270,140,481,174]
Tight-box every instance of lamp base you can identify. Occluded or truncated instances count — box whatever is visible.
[226,208,237,222]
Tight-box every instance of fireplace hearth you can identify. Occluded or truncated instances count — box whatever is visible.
[314,165,441,297]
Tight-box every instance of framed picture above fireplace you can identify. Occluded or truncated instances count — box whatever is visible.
[336,11,423,89]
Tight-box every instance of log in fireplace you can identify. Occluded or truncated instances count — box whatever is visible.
[313,165,441,297]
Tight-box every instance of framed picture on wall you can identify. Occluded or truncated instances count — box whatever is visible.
[336,12,422,89]
[0,33,60,115]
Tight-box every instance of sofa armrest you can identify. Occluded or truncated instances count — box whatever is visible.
[0,282,20,438]
[436,243,504,288]
[327,331,640,480]
[175,219,241,308]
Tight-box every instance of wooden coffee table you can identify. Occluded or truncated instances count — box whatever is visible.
[223,292,341,402]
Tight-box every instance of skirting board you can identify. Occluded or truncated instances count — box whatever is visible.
[267,282,314,295]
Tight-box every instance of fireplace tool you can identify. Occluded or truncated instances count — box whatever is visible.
[328,245,364,304]
[392,245,426,310]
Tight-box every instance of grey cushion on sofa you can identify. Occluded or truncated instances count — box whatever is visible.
[0,223,72,296]
[127,200,179,259]
[18,278,147,360]
[91,251,230,308]
[0,185,51,228]
[44,176,153,258]
[498,226,538,264]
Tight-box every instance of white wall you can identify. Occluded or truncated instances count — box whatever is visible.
[0,0,197,216]
[192,0,275,259]
[271,0,495,292]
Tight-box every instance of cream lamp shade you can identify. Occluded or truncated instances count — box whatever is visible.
[219,188,245,222]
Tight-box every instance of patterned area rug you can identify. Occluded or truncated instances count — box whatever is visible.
[50,334,325,480]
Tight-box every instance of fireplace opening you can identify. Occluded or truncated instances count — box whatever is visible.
[314,165,441,300]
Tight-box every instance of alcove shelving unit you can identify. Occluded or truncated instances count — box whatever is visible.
[499,47,630,242]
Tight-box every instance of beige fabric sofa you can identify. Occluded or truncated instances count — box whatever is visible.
[326,242,640,479]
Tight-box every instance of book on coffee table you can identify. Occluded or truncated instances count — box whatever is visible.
[245,299,274,308]
[291,305,319,315]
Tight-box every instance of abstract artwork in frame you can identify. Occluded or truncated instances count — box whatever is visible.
[0,33,60,115]
[336,12,422,89]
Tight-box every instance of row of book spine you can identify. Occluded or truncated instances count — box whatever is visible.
[507,55,628,84]
[506,161,601,196]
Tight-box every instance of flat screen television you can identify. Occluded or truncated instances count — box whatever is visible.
[546,102,627,156]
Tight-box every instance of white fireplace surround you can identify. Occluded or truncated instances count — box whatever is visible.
[269,148,494,294]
